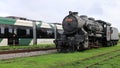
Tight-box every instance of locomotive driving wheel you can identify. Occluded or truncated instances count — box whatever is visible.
[68,45,76,52]
[56,45,62,52]
[77,43,84,51]
[56,45,68,52]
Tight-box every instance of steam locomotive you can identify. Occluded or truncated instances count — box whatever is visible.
[54,11,119,52]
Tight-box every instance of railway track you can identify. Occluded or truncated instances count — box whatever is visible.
[86,53,120,68]
[81,49,120,68]
[0,48,57,60]
[55,48,120,68]
[81,49,120,61]
[0,48,56,54]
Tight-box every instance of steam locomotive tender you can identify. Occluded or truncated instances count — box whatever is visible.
[54,11,119,52]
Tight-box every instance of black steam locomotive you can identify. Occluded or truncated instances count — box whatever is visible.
[54,11,119,52]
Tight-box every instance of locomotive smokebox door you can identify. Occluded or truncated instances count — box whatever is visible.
[62,11,85,34]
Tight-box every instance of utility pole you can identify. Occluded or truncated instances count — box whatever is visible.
[33,21,37,45]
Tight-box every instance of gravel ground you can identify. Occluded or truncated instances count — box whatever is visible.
[0,50,57,60]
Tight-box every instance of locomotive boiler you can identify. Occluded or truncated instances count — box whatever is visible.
[54,11,119,52]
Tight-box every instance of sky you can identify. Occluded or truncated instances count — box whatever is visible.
[0,0,120,31]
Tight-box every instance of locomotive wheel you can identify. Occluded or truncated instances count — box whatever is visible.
[56,45,61,52]
[104,41,112,47]
[56,45,65,53]
[68,45,75,52]
[57,45,68,53]
[108,41,112,46]
[78,46,84,51]
[111,41,114,46]
[77,43,84,51]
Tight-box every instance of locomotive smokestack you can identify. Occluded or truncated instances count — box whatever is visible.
[69,11,72,14]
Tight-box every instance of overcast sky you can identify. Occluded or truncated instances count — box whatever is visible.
[0,0,120,31]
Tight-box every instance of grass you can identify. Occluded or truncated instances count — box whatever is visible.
[0,44,55,51]
[0,44,120,68]
[91,55,120,68]
[61,48,120,68]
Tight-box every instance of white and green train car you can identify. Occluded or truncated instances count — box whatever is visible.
[0,17,63,46]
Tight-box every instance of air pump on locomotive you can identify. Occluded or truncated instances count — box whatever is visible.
[54,11,119,52]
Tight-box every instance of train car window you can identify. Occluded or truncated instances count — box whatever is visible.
[0,25,33,38]
[56,29,63,38]
[0,27,9,38]
[37,28,54,38]
[26,29,30,35]
[0,27,2,38]
[9,28,12,33]
[30,29,33,38]
[17,27,33,38]
[5,28,9,38]
[37,28,47,38]
[58,29,63,34]
[47,29,54,38]
[14,28,17,34]
[17,28,26,38]
[36,29,40,38]
[1,27,4,34]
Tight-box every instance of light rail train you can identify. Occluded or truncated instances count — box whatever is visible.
[0,16,63,46]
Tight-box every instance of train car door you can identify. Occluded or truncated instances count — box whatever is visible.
[8,28,19,45]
